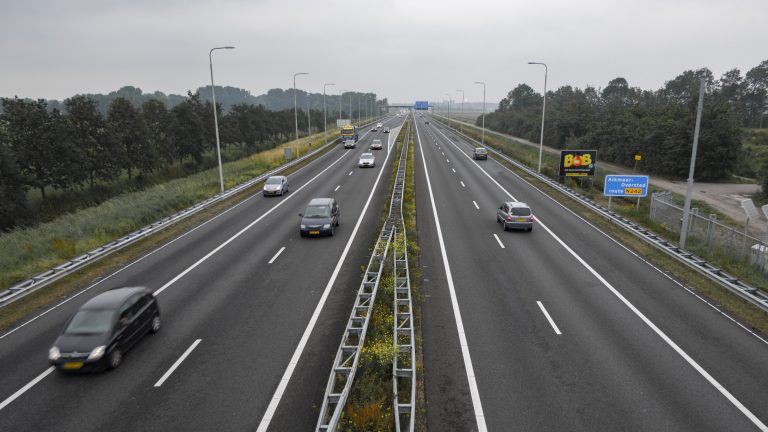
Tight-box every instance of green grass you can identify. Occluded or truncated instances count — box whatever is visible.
[0,129,342,292]
[340,121,414,431]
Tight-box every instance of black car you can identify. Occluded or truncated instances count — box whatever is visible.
[299,198,340,236]
[473,147,488,160]
[49,287,160,372]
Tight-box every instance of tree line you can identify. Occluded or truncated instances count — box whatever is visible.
[482,59,768,181]
[0,91,361,231]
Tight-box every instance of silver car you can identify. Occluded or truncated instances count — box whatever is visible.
[263,176,289,196]
[497,201,534,231]
[358,152,375,168]
[371,139,383,150]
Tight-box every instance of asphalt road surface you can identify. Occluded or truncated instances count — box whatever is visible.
[0,115,405,431]
[415,113,768,432]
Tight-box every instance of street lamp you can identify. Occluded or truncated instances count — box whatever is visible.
[293,72,309,158]
[528,61,548,173]
[324,83,335,144]
[445,93,452,127]
[474,81,486,146]
[209,46,235,193]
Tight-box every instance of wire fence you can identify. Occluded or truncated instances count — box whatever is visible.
[650,191,768,272]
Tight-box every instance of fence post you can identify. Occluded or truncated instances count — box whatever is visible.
[706,214,717,246]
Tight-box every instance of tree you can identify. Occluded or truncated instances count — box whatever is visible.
[0,123,33,231]
[107,97,151,179]
[142,99,174,165]
[170,93,206,165]
[65,95,118,187]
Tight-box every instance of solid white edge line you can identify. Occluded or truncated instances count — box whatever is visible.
[153,150,350,297]
[536,301,562,335]
[255,118,403,432]
[154,339,202,387]
[0,366,54,411]
[414,119,488,431]
[493,234,505,249]
[268,247,286,264]
[430,120,768,431]
[473,201,479,210]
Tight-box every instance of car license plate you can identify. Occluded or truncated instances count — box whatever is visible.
[62,362,83,370]
[309,230,320,235]
[516,218,526,222]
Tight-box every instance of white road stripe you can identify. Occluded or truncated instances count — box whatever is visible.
[268,247,286,264]
[348,171,353,176]
[0,367,54,411]
[334,185,340,191]
[154,150,352,297]
[493,234,505,249]
[430,123,768,432]
[447,159,450,163]
[460,181,466,188]
[537,301,562,335]
[256,120,400,432]
[452,168,456,173]
[414,120,488,431]
[473,201,479,210]
[154,339,202,387]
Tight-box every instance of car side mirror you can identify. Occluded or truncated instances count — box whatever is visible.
[298,213,303,218]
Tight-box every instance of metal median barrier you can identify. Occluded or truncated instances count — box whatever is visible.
[429,117,768,313]
[316,121,415,431]
[0,120,385,309]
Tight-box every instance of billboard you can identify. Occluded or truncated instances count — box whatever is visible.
[603,175,649,197]
[558,150,596,177]
[415,101,429,110]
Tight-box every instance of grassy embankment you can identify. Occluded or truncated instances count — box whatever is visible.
[339,120,424,431]
[433,115,768,333]
[0,129,345,331]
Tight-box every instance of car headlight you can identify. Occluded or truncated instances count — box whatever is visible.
[301,224,307,229]
[88,345,106,361]
[49,346,60,361]
[323,224,331,229]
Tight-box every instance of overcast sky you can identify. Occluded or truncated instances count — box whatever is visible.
[2,0,766,105]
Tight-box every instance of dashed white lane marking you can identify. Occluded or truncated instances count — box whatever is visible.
[493,234,505,249]
[268,247,286,264]
[154,339,202,387]
[537,301,562,335]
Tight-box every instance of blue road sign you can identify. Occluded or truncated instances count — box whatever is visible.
[415,101,429,110]
[604,175,649,197]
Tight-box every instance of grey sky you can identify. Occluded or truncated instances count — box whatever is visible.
[1,0,766,105]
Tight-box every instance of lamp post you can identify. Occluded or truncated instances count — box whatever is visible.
[445,93,452,127]
[456,89,464,112]
[293,72,309,158]
[306,95,311,144]
[528,61,547,173]
[209,46,235,193]
[324,83,335,144]
[680,79,706,249]
[474,81,486,146]
[339,89,345,124]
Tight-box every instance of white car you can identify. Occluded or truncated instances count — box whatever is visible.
[377,123,383,128]
[263,176,289,196]
[358,153,375,168]
[371,139,383,150]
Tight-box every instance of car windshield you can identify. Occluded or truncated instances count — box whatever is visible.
[304,205,331,218]
[361,153,373,158]
[476,148,487,154]
[510,207,532,216]
[266,177,282,185]
[373,140,381,144]
[65,309,115,335]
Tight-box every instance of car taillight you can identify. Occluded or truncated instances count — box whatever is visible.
[507,214,512,221]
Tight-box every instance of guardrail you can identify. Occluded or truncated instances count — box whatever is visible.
[428,116,768,313]
[0,119,384,309]
[316,121,414,431]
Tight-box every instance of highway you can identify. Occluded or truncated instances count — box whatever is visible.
[414,114,768,431]
[0,115,405,431]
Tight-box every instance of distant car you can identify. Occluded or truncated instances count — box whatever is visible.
[370,127,377,132]
[344,139,356,149]
[263,175,289,196]
[299,198,340,237]
[383,128,390,133]
[371,139,383,150]
[425,121,430,125]
[49,287,160,372]
[497,201,534,232]
[377,123,383,128]
[358,152,376,168]
[473,147,488,160]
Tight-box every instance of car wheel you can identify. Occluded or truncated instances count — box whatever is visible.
[150,314,161,333]
[330,226,334,236]
[528,227,533,232]
[108,349,123,369]
[502,222,508,231]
